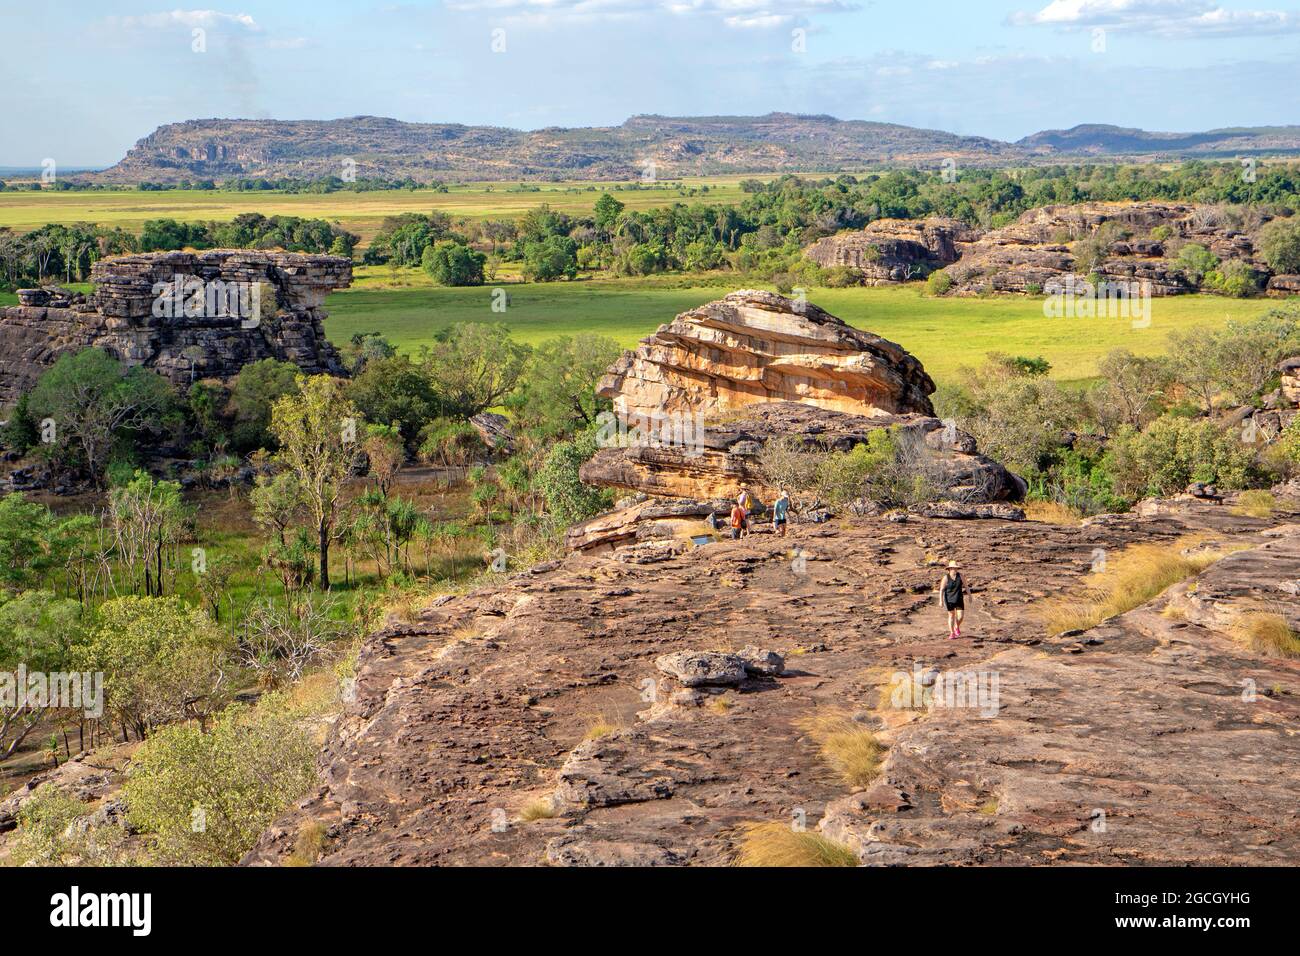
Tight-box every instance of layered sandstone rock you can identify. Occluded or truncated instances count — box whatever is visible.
[597,290,935,419]
[0,250,351,404]
[803,217,978,284]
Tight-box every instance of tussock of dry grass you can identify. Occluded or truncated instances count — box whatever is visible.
[1024,500,1085,525]
[796,714,884,789]
[519,798,558,822]
[708,696,733,714]
[1232,490,1277,518]
[1041,536,1229,635]
[733,822,858,867]
[284,821,327,867]
[1234,612,1300,659]
[582,719,619,741]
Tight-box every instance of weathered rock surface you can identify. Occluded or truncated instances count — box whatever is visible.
[804,217,977,284]
[0,250,351,404]
[655,651,748,686]
[597,290,935,419]
[244,494,1300,866]
[0,746,133,842]
[1280,357,1300,406]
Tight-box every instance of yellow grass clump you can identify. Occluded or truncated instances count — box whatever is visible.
[1233,612,1300,659]
[1024,500,1085,525]
[1041,536,1229,635]
[582,719,619,741]
[733,822,858,867]
[519,798,559,822]
[796,714,885,789]
[1232,490,1277,519]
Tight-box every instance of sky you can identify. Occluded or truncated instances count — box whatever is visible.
[2,0,1299,166]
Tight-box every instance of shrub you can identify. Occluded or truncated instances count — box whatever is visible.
[8,786,135,866]
[925,270,953,296]
[78,596,232,737]
[125,692,321,865]
[816,429,937,508]
[1103,416,1255,500]
[534,428,612,526]
[417,418,486,466]
[1175,243,1219,285]
[1258,217,1300,274]
[1232,490,1277,518]
[1205,260,1260,298]
[820,265,864,288]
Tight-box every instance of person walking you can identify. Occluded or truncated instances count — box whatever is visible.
[938,561,966,639]
[772,489,790,538]
[729,500,747,540]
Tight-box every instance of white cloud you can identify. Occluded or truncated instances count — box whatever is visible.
[442,0,858,29]
[1010,0,1300,36]
[107,10,261,32]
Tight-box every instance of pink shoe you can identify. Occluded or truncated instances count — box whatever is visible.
[955,627,962,638]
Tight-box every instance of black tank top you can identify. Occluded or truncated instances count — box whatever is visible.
[942,573,963,604]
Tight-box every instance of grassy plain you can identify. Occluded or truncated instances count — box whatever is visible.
[4,266,1285,386]
[0,176,759,245]
[326,268,1287,386]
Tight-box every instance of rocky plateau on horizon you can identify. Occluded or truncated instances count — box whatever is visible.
[86,115,1300,184]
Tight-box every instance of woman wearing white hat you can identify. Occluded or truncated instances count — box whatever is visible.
[938,561,966,639]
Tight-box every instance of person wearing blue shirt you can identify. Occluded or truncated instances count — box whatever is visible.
[772,489,790,538]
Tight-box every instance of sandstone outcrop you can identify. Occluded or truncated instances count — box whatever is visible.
[804,217,977,284]
[1280,357,1300,407]
[807,201,1289,297]
[244,494,1300,866]
[570,402,1025,552]
[0,250,351,404]
[597,290,935,419]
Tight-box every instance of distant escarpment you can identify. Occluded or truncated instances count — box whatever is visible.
[93,116,1300,185]
[806,201,1300,296]
[92,113,1013,184]
[0,250,350,404]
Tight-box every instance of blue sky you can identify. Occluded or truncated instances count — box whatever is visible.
[2,0,1299,166]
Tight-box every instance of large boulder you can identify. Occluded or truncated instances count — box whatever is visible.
[597,290,935,419]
